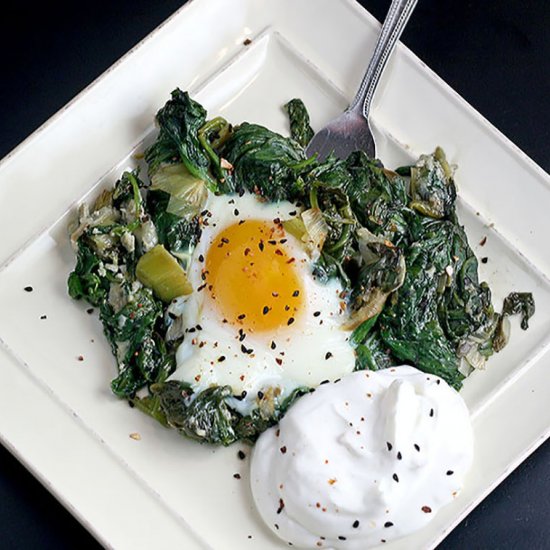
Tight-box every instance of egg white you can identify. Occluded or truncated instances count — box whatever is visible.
[169,192,356,415]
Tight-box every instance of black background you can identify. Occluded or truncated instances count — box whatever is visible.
[0,1,548,549]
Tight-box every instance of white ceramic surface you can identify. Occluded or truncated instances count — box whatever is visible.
[0,1,548,549]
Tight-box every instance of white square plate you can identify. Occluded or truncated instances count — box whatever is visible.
[0,1,549,549]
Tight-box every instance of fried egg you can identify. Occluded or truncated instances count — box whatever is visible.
[169,192,355,414]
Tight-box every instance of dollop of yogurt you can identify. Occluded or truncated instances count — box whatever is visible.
[250,366,474,549]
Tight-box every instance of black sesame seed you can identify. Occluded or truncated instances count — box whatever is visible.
[218,356,226,362]
[292,290,299,297]
[429,408,434,417]
[259,241,264,252]
[257,391,264,400]
[280,446,287,454]
[338,536,347,541]
[384,522,394,528]
[397,451,402,460]
[325,352,333,360]
[277,498,285,514]
[280,239,287,244]
[196,324,203,331]
[313,311,321,317]
[287,317,295,326]
[268,240,277,245]
[263,306,270,315]
[392,473,399,482]
[233,473,241,479]
[481,257,488,264]
[86,308,94,314]
[40,315,47,320]
[436,379,441,385]
[24,286,33,292]
[353,520,360,528]
[198,254,204,262]
[414,444,420,452]
[446,470,454,476]
[239,332,246,342]
[381,540,386,544]
[386,442,393,451]
[234,209,240,216]
[238,314,246,320]
[320,380,330,385]
[271,341,276,350]
[274,524,279,530]
[238,450,246,460]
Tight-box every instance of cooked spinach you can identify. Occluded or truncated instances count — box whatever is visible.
[284,98,314,147]
[68,91,535,445]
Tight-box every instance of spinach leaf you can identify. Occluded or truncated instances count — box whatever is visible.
[220,122,314,201]
[145,89,214,187]
[502,292,535,330]
[284,98,314,147]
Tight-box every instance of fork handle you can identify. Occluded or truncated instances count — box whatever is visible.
[349,0,418,118]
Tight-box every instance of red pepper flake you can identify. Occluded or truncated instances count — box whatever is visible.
[287,317,295,326]
[479,236,487,246]
[233,473,241,479]
[244,247,251,256]
[243,38,252,45]
[276,498,285,514]
[195,375,201,382]
[316,502,321,508]
[286,257,295,264]
[239,219,246,225]
[280,446,287,454]
[421,506,432,513]
[275,429,280,437]
[239,375,245,382]
[328,478,337,485]
[275,358,283,366]
[275,249,283,256]
[77,355,84,362]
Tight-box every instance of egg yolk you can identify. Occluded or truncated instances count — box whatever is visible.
[205,220,305,333]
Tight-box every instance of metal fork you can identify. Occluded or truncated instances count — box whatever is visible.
[306,0,418,161]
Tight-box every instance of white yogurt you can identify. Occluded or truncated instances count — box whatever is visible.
[250,366,474,549]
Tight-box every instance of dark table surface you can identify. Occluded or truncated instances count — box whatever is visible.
[0,1,548,549]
